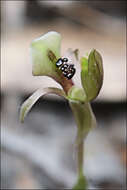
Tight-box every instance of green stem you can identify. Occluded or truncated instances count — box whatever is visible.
[73,140,87,190]
[77,140,84,176]
[69,100,96,190]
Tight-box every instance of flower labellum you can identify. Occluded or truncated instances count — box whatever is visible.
[30,31,62,82]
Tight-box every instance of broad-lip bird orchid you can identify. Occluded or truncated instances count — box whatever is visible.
[20,31,103,190]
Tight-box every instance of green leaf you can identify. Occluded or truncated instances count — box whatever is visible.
[81,49,103,101]
[73,174,87,190]
[30,31,62,83]
[20,87,66,122]
[69,100,96,144]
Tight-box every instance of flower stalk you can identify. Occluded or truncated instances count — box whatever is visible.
[69,100,96,189]
[73,141,87,190]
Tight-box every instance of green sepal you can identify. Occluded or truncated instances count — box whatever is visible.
[20,87,66,123]
[81,49,103,101]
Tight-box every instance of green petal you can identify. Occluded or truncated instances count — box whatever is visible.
[20,87,66,123]
[30,31,62,82]
[81,49,103,101]
[63,48,79,63]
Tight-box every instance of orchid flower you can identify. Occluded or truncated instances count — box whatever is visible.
[20,31,103,189]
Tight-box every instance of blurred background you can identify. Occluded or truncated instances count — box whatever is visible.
[1,1,126,189]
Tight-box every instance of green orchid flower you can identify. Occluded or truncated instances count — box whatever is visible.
[20,31,103,190]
